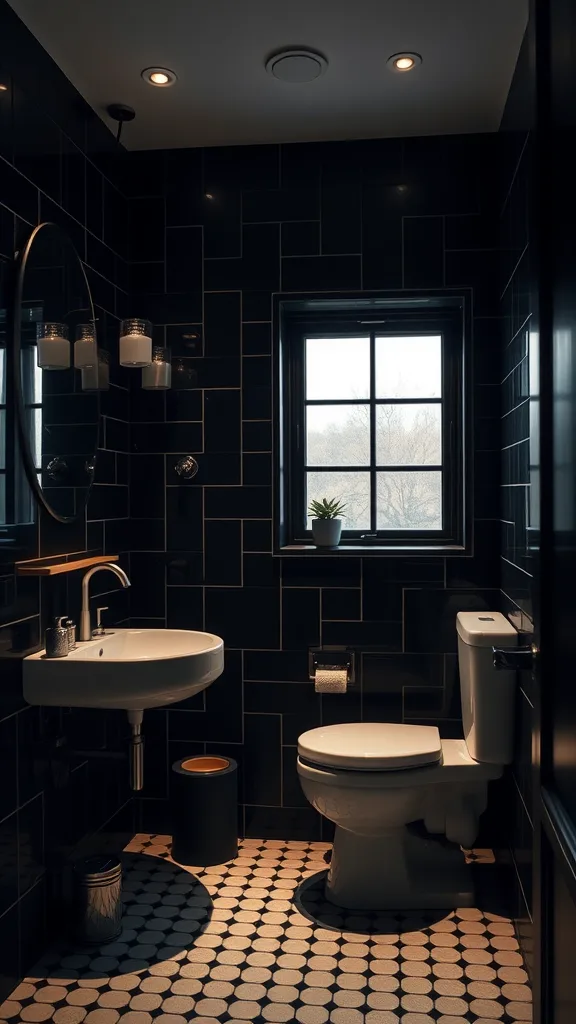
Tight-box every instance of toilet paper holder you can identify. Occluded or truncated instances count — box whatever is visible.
[309,648,356,686]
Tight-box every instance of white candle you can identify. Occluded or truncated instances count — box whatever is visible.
[37,336,69,369]
[142,358,171,389]
[74,338,97,368]
[120,332,152,367]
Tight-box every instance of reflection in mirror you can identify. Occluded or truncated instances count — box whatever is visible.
[10,222,101,523]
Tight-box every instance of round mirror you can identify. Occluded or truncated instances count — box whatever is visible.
[11,223,100,523]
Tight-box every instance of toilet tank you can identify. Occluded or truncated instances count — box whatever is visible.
[456,611,518,764]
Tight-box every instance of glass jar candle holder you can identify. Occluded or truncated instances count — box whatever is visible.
[81,349,109,391]
[74,323,97,369]
[119,318,152,367]
[142,346,171,390]
[37,322,70,369]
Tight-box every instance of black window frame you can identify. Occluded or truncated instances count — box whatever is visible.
[274,293,470,555]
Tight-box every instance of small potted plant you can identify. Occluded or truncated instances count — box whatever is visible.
[308,497,347,548]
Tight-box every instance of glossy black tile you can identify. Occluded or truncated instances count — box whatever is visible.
[204,390,241,452]
[130,454,165,518]
[243,188,319,223]
[323,619,402,649]
[244,681,320,745]
[0,715,17,823]
[166,586,203,629]
[243,453,272,485]
[130,553,166,617]
[17,794,44,897]
[204,521,242,586]
[131,421,202,454]
[0,903,19,1004]
[403,215,444,288]
[282,587,320,650]
[242,322,272,355]
[205,587,279,649]
[243,553,280,586]
[321,587,361,621]
[166,486,203,550]
[281,221,320,257]
[204,291,241,357]
[321,185,361,255]
[204,486,271,519]
[242,420,272,452]
[243,650,309,682]
[242,386,272,420]
[129,196,165,262]
[243,520,273,553]
[166,552,204,586]
[281,254,361,291]
[282,557,361,588]
[243,714,281,806]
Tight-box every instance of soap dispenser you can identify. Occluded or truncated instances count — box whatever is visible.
[45,616,70,658]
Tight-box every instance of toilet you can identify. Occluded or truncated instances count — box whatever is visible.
[297,611,518,910]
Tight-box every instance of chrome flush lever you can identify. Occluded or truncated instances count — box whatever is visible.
[492,643,538,671]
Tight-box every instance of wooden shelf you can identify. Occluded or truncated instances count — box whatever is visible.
[16,554,119,577]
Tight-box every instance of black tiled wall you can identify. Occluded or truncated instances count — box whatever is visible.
[124,134,506,838]
[499,27,535,976]
[0,1,132,998]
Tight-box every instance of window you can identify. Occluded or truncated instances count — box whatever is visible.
[276,297,467,552]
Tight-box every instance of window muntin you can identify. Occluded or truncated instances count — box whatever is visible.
[303,331,444,536]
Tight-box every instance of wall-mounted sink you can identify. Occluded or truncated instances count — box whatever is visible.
[23,629,224,711]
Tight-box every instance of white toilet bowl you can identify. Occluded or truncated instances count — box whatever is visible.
[297,723,502,911]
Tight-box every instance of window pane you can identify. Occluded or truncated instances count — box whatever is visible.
[306,337,370,399]
[306,404,370,466]
[377,471,442,530]
[376,335,442,398]
[376,404,441,466]
[307,471,370,530]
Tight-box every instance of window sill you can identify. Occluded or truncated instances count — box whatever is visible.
[276,544,467,557]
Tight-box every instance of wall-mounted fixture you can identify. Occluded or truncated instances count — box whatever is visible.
[387,52,422,72]
[265,48,328,83]
[141,67,177,87]
[142,346,171,390]
[74,323,97,369]
[106,103,136,144]
[119,318,153,367]
[175,455,199,480]
[36,322,69,369]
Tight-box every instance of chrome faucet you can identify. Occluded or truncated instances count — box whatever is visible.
[80,563,131,641]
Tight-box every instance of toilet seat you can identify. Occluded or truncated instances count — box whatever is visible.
[298,722,443,771]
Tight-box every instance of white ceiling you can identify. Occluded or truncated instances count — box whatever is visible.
[8,0,528,151]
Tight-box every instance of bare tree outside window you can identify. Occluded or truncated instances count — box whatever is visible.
[304,335,443,532]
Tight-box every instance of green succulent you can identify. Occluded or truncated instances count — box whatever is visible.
[308,497,347,520]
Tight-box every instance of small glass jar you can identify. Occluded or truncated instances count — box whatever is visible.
[119,318,152,367]
[142,346,171,390]
[81,349,109,391]
[74,323,97,369]
[37,322,69,369]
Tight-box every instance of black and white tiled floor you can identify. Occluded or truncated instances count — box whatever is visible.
[0,835,531,1023]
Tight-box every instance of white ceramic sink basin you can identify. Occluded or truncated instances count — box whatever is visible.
[23,629,224,711]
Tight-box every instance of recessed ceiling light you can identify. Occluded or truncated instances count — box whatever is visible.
[265,49,328,84]
[141,67,177,87]
[0,83,8,92]
[388,52,422,72]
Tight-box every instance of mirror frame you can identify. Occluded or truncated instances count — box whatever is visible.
[10,222,99,524]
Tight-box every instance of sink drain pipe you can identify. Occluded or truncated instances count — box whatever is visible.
[128,710,144,791]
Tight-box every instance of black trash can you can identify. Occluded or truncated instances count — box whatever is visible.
[171,755,238,866]
[72,854,122,944]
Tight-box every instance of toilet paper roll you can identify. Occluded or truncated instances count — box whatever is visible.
[315,667,348,693]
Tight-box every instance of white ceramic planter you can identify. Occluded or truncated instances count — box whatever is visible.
[311,518,342,548]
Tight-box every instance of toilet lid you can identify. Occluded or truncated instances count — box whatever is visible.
[298,723,442,770]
